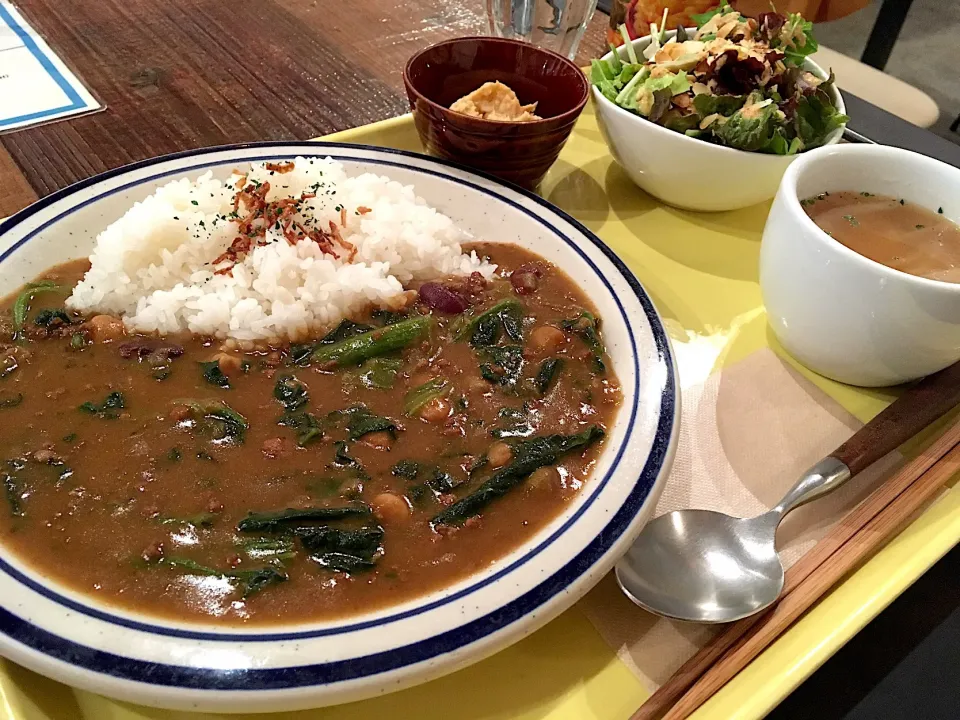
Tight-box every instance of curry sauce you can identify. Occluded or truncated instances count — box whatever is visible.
[0,243,620,624]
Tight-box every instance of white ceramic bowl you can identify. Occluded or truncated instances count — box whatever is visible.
[0,144,679,712]
[592,31,846,212]
[760,144,960,387]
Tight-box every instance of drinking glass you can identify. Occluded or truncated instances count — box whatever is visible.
[486,0,599,60]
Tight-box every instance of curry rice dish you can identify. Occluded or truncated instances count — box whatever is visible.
[0,160,621,625]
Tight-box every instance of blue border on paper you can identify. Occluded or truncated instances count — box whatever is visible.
[0,2,89,128]
[0,142,677,691]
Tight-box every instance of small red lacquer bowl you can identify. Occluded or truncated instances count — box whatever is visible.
[403,37,589,190]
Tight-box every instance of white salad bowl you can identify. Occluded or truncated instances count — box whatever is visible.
[592,31,846,212]
[761,143,960,387]
[0,144,679,712]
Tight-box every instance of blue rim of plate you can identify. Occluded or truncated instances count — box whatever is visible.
[0,142,676,690]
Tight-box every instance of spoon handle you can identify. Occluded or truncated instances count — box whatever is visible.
[774,360,960,516]
[830,360,960,476]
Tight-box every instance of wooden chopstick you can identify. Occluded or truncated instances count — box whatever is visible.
[632,415,960,720]
[662,444,960,720]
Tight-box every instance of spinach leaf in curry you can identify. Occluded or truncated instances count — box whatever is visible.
[277,411,323,446]
[273,375,308,411]
[534,358,563,395]
[175,399,248,444]
[479,345,524,388]
[454,299,524,346]
[560,311,605,373]
[79,391,125,419]
[157,556,287,598]
[432,426,605,526]
[11,280,60,340]
[294,316,431,368]
[237,505,371,534]
[199,360,231,388]
[33,309,73,328]
[403,378,449,416]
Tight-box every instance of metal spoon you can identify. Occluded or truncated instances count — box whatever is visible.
[616,360,960,624]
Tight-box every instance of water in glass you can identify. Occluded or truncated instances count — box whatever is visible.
[486,0,599,60]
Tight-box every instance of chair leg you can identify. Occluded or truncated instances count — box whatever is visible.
[860,0,916,71]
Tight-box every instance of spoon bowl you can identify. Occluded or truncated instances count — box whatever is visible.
[616,510,784,623]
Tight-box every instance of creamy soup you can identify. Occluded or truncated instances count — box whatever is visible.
[801,191,960,282]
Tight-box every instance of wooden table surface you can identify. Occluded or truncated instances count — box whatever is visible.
[0,0,609,217]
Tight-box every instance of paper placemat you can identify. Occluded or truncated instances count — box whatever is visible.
[581,347,901,691]
[0,1,101,132]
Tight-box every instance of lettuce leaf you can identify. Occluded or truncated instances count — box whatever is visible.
[591,58,614,84]
[693,93,746,117]
[793,88,848,149]
[591,57,646,106]
[596,78,618,102]
[763,129,803,156]
[692,1,731,28]
[782,13,819,66]
[614,66,649,109]
[606,44,623,75]
[618,64,642,85]
[643,71,690,97]
[712,91,781,152]
[635,72,689,116]
[662,112,700,133]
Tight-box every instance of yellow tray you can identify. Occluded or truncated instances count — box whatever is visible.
[2,104,959,720]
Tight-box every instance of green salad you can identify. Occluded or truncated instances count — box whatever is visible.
[591,2,847,155]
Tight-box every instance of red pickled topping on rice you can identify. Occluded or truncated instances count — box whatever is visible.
[212,166,355,273]
[264,161,295,174]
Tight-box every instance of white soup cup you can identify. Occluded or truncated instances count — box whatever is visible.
[760,144,960,387]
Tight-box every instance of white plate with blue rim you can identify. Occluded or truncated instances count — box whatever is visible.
[0,144,678,712]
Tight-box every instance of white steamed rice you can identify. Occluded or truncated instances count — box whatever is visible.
[67,157,494,345]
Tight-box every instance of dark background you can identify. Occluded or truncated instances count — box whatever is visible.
[769,546,959,719]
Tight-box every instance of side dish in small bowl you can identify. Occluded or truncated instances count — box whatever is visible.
[592,3,846,211]
[403,36,589,190]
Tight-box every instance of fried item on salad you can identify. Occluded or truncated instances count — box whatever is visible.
[450,82,541,122]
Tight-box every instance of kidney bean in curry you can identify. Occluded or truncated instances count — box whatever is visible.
[0,243,620,624]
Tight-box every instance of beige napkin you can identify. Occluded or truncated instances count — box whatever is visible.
[580,347,900,691]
